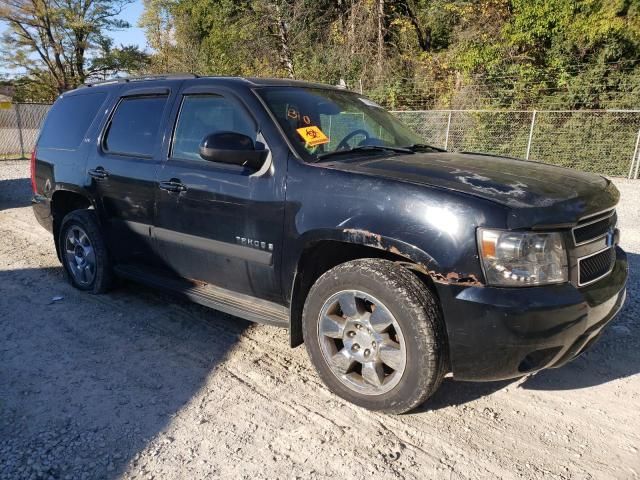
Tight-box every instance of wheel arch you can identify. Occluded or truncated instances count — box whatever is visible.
[287,230,441,347]
[50,188,96,261]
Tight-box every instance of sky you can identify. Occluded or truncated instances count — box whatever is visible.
[0,0,148,76]
[110,0,148,51]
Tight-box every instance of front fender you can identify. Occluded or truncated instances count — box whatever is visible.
[291,227,482,287]
[280,157,512,329]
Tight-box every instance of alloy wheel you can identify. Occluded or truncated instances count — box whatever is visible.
[317,290,407,395]
[64,225,97,286]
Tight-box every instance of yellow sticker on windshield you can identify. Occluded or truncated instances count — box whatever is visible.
[296,126,329,147]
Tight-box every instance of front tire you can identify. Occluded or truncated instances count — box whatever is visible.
[58,210,112,294]
[302,259,447,414]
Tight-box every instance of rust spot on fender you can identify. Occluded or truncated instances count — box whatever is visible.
[342,228,482,286]
[444,271,482,286]
[342,228,384,249]
[413,264,483,287]
[343,229,406,256]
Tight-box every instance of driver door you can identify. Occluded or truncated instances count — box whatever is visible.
[153,85,286,302]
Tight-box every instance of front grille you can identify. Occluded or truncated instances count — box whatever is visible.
[572,210,616,245]
[578,248,615,286]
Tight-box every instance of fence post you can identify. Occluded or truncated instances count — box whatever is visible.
[525,110,537,160]
[14,103,26,158]
[630,128,640,179]
[444,111,452,150]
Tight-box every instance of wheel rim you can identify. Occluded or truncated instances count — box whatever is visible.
[317,290,407,396]
[64,225,96,286]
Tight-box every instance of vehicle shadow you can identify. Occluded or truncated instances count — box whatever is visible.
[416,251,638,412]
[0,265,249,480]
[0,177,31,210]
[414,378,516,413]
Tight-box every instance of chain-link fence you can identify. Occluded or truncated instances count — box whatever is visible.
[1,103,640,178]
[0,103,51,159]
[396,109,640,178]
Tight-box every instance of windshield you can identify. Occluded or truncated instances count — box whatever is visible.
[256,87,428,161]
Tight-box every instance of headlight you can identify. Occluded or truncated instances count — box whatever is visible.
[478,229,568,286]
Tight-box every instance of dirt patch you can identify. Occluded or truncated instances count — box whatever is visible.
[1,160,639,479]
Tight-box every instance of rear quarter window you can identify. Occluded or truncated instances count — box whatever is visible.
[38,92,107,150]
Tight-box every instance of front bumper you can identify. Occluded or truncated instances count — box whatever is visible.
[437,246,628,381]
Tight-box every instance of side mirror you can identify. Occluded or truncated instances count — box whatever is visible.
[199,132,266,170]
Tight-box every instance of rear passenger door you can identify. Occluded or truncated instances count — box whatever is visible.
[86,85,175,266]
[153,85,286,302]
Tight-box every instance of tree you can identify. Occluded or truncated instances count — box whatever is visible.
[258,1,296,78]
[0,0,149,95]
[137,0,640,110]
[138,0,186,73]
[6,74,59,102]
[89,37,151,80]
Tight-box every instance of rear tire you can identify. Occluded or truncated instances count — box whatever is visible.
[58,210,112,294]
[302,259,447,414]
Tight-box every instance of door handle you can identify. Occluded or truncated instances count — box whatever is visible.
[159,180,187,193]
[88,167,109,179]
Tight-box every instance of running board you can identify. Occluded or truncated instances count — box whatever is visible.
[114,265,289,327]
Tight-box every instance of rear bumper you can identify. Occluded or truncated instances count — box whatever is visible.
[32,195,53,233]
[438,246,628,381]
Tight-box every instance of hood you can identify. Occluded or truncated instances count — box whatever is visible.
[324,151,620,228]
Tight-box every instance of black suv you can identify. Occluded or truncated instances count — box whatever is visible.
[32,75,628,413]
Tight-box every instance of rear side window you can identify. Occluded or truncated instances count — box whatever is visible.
[104,96,167,157]
[38,92,107,150]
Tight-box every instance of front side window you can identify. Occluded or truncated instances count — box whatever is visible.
[103,96,167,157]
[171,94,257,161]
[256,87,428,162]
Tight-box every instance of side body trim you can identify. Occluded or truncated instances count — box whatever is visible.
[153,227,273,266]
[122,221,273,266]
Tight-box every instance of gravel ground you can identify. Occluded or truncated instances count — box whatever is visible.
[0,159,638,480]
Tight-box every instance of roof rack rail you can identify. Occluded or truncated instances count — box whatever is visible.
[82,73,199,87]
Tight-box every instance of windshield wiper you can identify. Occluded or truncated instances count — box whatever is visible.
[404,143,447,152]
[315,145,413,162]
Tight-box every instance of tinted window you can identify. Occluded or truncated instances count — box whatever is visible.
[104,96,167,157]
[38,92,107,150]
[172,95,256,161]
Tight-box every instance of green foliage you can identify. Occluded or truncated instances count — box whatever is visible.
[9,76,59,103]
[3,0,638,108]
[89,38,151,81]
[143,0,637,109]
[451,0,640,109]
